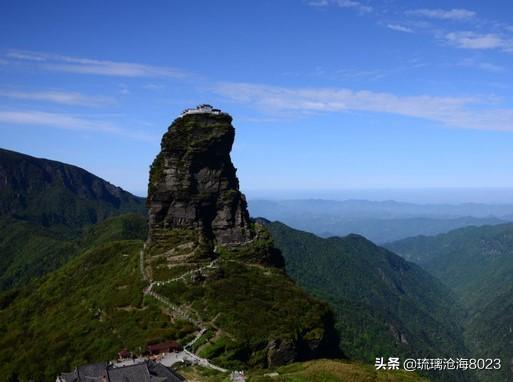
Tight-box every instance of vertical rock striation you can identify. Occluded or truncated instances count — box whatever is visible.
[147,105,253,246]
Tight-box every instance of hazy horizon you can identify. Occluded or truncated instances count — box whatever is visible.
[243,188,513,204]
[122,185,513,205]
[6,145,513,204]
[6,126,513,198]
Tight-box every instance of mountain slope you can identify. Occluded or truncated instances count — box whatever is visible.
[0,147,145,230]
[385,222,513,310]
[463,284,513,382]
[386,223,513,381]
[0,216,78,290]
[265,221,468,381]
[0,148,146,290]
[0,224,421,382]
[0,212,147,292]
[0,229,192,380]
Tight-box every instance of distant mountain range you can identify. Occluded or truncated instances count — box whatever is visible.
[248,199,512,243]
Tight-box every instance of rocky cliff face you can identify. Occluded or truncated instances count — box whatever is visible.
[147,109,253,246]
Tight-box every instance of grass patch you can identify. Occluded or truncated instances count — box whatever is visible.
[173,363,230,382]
[249,359,428,382]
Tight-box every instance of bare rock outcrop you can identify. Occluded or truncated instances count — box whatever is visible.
[147,105,253,246]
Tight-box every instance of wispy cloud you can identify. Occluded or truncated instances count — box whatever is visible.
[407,8,476,21]
[458,58,504,73]
[308,0,372,13]
[0,89,113,106]
[0,110,157,142]
[144,83,165,90]
[6,51,47,61]
[214,82,513,132]
[307,0,329,6]
[386,24,414,33]
[0,110,119,132]
[6,50,188,78]
[445,31,513,51]
[285,59,427,82]
[400,9,513,54]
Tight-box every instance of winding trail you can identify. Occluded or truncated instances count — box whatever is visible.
[139,243,148,281]
[140,244,246,379]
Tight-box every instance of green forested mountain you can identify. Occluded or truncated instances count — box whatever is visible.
[0,212,147,291]
[0,214,184,380]
[0,216,78,290]
[386,223,513,382]
[265,221,469,381]
[0,148,146,290]
[385,223,513,312]
[0,209,338,379]
[0,214,425,382]
[0,148,145,229]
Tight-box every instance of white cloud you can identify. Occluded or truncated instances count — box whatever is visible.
[0,89,113,106]
[214,82,513,132]
[0,110,157,142]
[336,0,371,12]
[6,51,47,61]
[445,31,513,51]
[144,83,164,90]
[458,58,504,72]
[408,8,476,21]
[403,8,513,55]
[0,110,119,132]
[387,24,414,33]
[308,0,372,13]
[6,50,188,78]
[307,0,329,6]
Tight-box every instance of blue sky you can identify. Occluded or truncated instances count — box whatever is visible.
[2,0,513,198]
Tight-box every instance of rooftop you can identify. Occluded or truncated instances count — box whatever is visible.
[179,104,226,117]
[147,340,182,353]
[57,360,184,382]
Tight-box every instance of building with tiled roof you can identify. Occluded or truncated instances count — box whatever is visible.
[56,360,184,382]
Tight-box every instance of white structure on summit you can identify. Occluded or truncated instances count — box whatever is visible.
[180,104,225,117]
